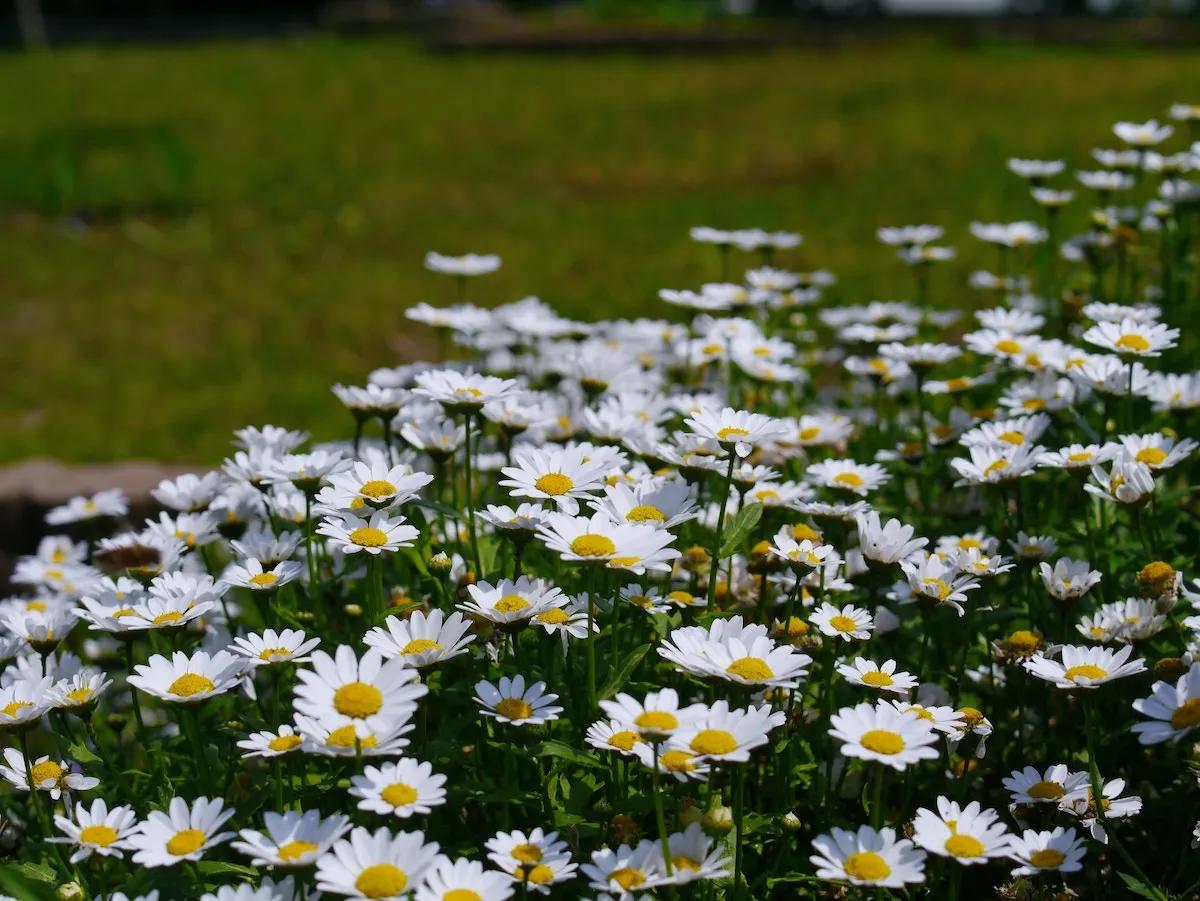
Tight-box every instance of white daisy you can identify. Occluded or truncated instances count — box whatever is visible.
[231,809,351,867]
[829,701,939,771]
[810,825,926,888]
[1024,644,1147,689]
[1002,765,1090,805]
[315,826,441,900]
[1007,827,1086,877]
[364,609,474,669]
[350,759,447,818]
[128,650,245,704]
[811,603,875,641]
[51,798,138,863]
[317,511,420,556]
[475,675,562,726]
[415,857,515,901]
[126,796,236,867]
[293,646,427,735]
[1131,662,1200,744]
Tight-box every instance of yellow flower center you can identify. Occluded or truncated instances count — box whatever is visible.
[326,726,377,749]
[334,681,384,718]
[983,460,1009,477]
[799,427,821,441]
[833,472,865,488]
[350,498,367,510]
[673,855,702,872]
[349,527,389,548]
[859,729,905,754]
[726,657,774,681]
[571,535,616,557]
[944,377,971,391]
[535,609,569,625]
[666,590,695,605]
[1028,781,1065,800]
[250,572,279,587]
[31,760,63,786]
[861,670,895,687]
[998,431,1025,445]
[168,674,215,698]
[945,834,985,858]
[1007,630,1040,654]
[495,595,530,614]
[1029,849,1066,869]
[660,750,697,772]
[1022,398,1046,410]
[755,490,782,503]
[609,868,646,891]
[1115,334,1150,352]
[401,638,440,655]
[1135,447,1168,466]
[444,892,483,901]
[1171,698,1200,730]
[607,730,643,751]
[626,504,665,522]
[355,863,408,898]
[516,865,553,884]
[635,711,678,731]
[1067,452,1093,463]
[27,601,47,612]
[995,339,1022,354]
[67,688,94,704]
[259,647,293,662]
[689,729,738,756]
[958,707,983,727]
[843,851,891,881]
[79,825,118,847]
[512,844,544,864]
[1,701,31,719]
[360,480,397,499]
[535,473,574,496]
[276,840,318,861]
[454,387,484,398]
[907,706,935,721]
[717,427,750,441]
[609,556,640,567]
[381,782,418,807]
[166,829,207,856]
[1063,664,1108,682]
[496,698,534,720]
[829,615,858,633]
[153,611,184,626]
[268,734,303,752]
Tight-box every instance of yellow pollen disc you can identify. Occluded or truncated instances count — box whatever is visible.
[326,726,377,749]
[496,698,534,720]
[983,460,1009,476]
[1007,631,1040,653]
[50,550,66,563]
[401,638,440,655]
[79,825,118,847]
[174,531,196,547]
[27,601,47,612]
[1063,664,1108,682]
[726,657,774,681]
[945,378,971,391]
[381,782,419,807]
[259,647,292,661]
[867,359,889,373]
[660,750,696,772]
[494,595,530,614]
[31,760,63,785]
[1135,448,1168,466]
[521,865,553,884]
[690,729,738,756]
[1,701,31,719]
[268,734,303,752]
[113,608,136,618]
[716,427,750,440]
[570,535,616,557]
[359,480,397,500]
[626,504,665,522]
[998,431,1025,445]
[635,711,678,731]
[755,490,781,502]
[932,424,953,440]
[454,387,484,398]
[536,609,569,625]
[609,868,646,891]
[945,834,984,858]
[995,339,1022,354]
[702,343,722,355]
[350,498,367,510]
[666,590,695,605]
[843,851,891,882]
[168,674,215,698]
[1067,452,1093,463]
[607,730,642,751]
[444,892,483,901]
[511,844,544,864]
[799,427,820,441]
[1022,398,1047,411]
[829,615,858,633]
[154,611,184,625]
[167,829,207,856]
[673,855,702,872]
[1028,780,1065,800]
[958,707,983,727]
[534,473,574,496]
[276,840,317,861]
[1029,849,1066,869]
[1171,698,1200,730]
[355,863,408,899]
[957,540,981,552]
[334,681,384,718]
[752,346,772,357]
[861,670,895,687]
[349,527,389,548]
[67,688,94,704]
[609,556,640,567]
[250,572,279,587]
[908,706,934,721]
[1115,334,1150,352]
[859,729,905,754]
[833,472,865,488]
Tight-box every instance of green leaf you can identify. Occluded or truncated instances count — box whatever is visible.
[719,502,763,558]
[198,860,259,879]
[68,741,101,765]
[1117,873,1161,900]
[531,739,603,769]
[12,861,55,885]
[599,643,651,701]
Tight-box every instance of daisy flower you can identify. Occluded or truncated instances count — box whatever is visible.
[231,809,351,868]
[590,480,698,529]
[45,488,129,525]
[1007,827,1086,878]
[128,650,245,705]
[683,406,790,458]
[127,796,236,867]
[1119,433,1197,470]
[535,512,680,574]
[315,826,441,900]
[898,556,981,615]
[585,720,649,757]
[1037,443,1119,470]
[631,742,713,783]
[230,629,321,667]
[912,798,1012,864]
[231,529,303,567]
[855,512,927,565]
[0,748,98,799]
[1082,317,1180,357]
[769,532,838,570]
[221,559,306,593]
[1024,644,1147,689]
[811,603,875,641]
[415,857,516,901]
[46,671,112,712]
[317,511,420,556]
[51,799,138,863]
[364,609,474,669]
[236,725,306,759]
[350,759,447,818]
[151,472,224,513]
[837,659,919,696]
[1062,777,1142,843]
[200,877,306,901]
[293,646,427,734]
[476,503,549,534]
[498,445,609,514]
[599,688,705,742]
[460,578,566,628]
[476,675,561,727]
[1114,118,1174,146]
[293,714,412,759]
[1003,765,1090,805]
[669,700,785,763]
[324,460,433,511]
[413,369,520,413]
[829,701,939,771]
[265,451,352,494]
[665,822,731,882]
[0,676,54,729]
[889,699,964,735]
[950,445,1041,486]
[1039,558,1102,602]
[805,460,891,496]
[1131,662,1200,744]
[810,825,926,888]
[1084,458,1156,505]
[581,841,669,900]
[425,251,500,275]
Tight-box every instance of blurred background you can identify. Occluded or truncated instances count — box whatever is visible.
[0,0,1196,470]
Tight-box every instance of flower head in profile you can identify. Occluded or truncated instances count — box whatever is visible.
[1024,644,1147,689]
[425,251,501,276]
[684,406,790,458]
[316,510,420,555]
[912,797,1012,865]
[475,674,562,726]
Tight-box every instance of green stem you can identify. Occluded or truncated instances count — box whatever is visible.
[651,745,674,877]
[462,412,483,578]
[870,764,886,829]
[182,705,214,796]
[586,566,598,715]
[706,453,738,612]
[733,762,747,900]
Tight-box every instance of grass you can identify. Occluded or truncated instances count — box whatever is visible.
[0,36,1195,466]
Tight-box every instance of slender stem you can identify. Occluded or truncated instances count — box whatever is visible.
[463,412,483,577]
[182,705,214,796]
[706,453,738,612]
[651,744,674,877]
[304,494,319,606]
[586,566,598,715]
[733,762,747,900]
[870,764,886,829]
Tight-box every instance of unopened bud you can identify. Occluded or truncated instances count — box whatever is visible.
[295,610,315,624]
[429,552,453,574]
[703,805,734,835]
[781,811,801,831]
[343,603,363,618]
[1155,657,1189,681]
[56,884,84,901]
[679,804,704,828]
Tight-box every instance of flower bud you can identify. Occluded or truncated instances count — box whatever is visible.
[678,804,704,828]
[1155,657,1189,681]
[429,552,453,574]
[56,884,84,901]
[703,805,734,835]
[781,811,801,831]
[343,603,363,618]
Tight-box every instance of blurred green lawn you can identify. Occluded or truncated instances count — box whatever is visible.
[0,36,1195,466]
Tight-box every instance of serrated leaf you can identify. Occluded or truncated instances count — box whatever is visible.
[599,643,651,701]
[1117,873,1160,900]
[67,741,101,765]
[12,861,55,885]
[531,739,603,769]
[719,503,763,558]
